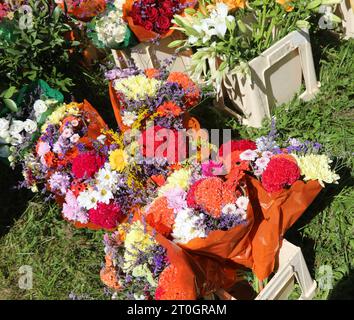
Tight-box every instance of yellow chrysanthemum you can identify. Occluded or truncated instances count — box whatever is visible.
[113,75,161,101]
[158,168,191,196]
[292,154,340,187]
[109,149,128,172]
[41,102,80,132]
[123,221,156,272]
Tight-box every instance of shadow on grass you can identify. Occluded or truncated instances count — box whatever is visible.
[0,162,32,239]
[328,268,354,300]
[286,163,354,277]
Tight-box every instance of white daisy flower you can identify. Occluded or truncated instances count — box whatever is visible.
[96,187,114,205]
[77,190,100,210]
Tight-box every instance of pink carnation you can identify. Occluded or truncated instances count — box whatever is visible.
[88,201,123,229]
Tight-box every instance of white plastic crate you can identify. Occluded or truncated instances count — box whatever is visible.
[214,240,317,300]
[336,0,354,38]
[112,32,192,73]
[214,29,320,128]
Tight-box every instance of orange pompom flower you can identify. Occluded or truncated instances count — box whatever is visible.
[145,197,175,236]
[100,255,121,291]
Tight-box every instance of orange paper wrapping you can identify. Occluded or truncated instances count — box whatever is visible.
[248,176,322,280]
[156,234,240,299]
[59,0,106,21]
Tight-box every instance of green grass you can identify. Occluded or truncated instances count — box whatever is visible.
[0,197,107,300]
[0,37,353,300]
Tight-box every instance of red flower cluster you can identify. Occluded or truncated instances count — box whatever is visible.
[72,152,105,179]
[262,157,300,193]
[131,0,182,34]
[145,197,175,236]
[139,126,187,163]
[167,72,201,108]
[218,139,257,158]
[88,202,123,229]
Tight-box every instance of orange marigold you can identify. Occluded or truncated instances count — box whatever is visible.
[157,101,183,117]
[155,264,196,300]
[145,68,161,79]
[167,72,201,108]
[145,197,175,236]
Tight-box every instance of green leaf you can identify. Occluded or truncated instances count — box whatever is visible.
[1,86,17,99]
[3,99,18,112]
[168,40,185,48]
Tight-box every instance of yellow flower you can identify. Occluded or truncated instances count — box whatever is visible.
[292,154,340,187]
[123,221,156,272]
[109,149,128,172]
[113,75,161,101]
[132,264,157,287]
[41,102,80,132]
[158,168,191,196]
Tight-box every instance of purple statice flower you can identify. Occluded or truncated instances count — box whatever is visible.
[217,212,247,230]
[151,245,168,276]
[105,67,140,81]
[48,172,70,195]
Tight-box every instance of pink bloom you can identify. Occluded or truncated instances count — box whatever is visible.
[37,141,51,157]
[201,160,223,177]
[165,187,187,212]
[63,190,88,223]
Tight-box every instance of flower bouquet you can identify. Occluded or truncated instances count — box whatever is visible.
[122,0,195,42]
[235,122,340,281]
[141,157,256,269]
[86,1,138,50]
[101,219,242,299]
[0,80,64,166]
[106,66,201,132]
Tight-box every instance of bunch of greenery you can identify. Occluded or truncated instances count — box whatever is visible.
[0,0,77,112]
